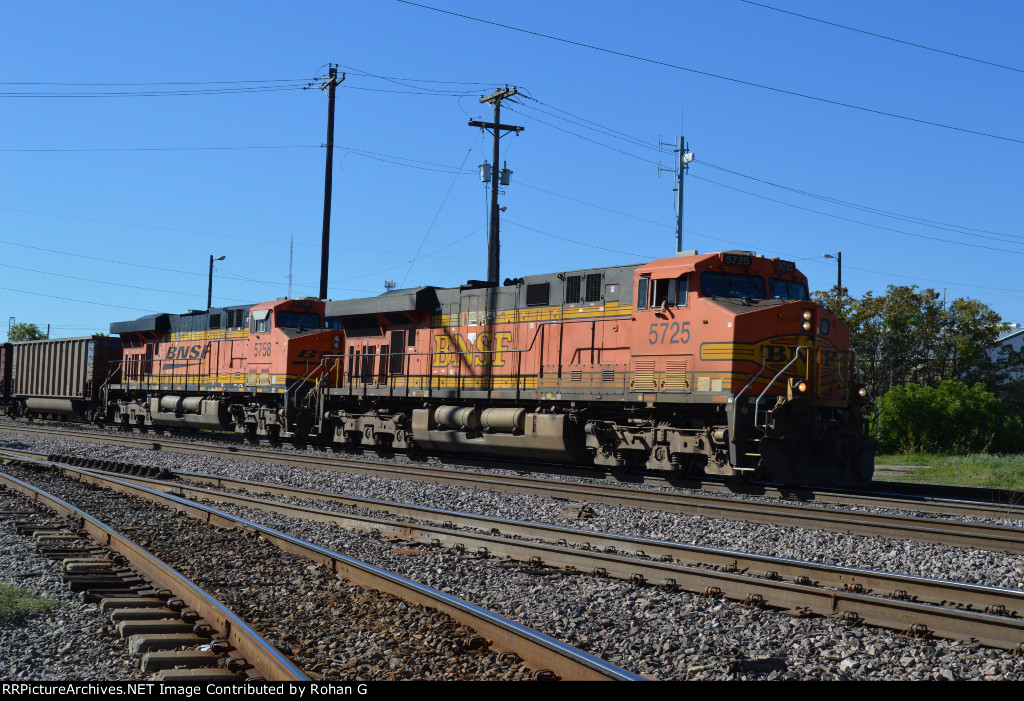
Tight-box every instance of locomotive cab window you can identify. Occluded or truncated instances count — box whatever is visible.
[700,272,766,299]
[277,311,322,329]
[649,275,689,308]
[769,278,810,301]
[251,309,271,334]
[636,277,649,310]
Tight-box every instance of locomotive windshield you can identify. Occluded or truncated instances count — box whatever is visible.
[277,311,322,329]
[769,278,810,301]
[700,272,765,299]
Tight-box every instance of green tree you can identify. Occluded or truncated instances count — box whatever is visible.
[876,381,1024,454]
[7,322,46,342]
[813,285,1012,397]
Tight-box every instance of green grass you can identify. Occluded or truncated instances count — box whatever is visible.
[876,453,1024,490]
[0,581,59,622]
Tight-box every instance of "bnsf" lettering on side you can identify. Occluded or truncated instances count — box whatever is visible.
[164,343,212,361]
[433,332,512,367]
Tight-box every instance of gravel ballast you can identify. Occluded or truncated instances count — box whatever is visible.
[2,427,1024,680]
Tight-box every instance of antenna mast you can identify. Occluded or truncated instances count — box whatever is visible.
[287,236,294,299]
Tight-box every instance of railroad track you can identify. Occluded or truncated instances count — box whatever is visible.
[7,433,1024,679]
[6,421,1024,523]
[0,472,307,681]
[35,455,1024,653]
[8,433,1024,555]
[10,449,1024,656]
[0,452,642,681]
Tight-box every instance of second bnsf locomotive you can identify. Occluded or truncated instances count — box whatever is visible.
[3,250,875,487]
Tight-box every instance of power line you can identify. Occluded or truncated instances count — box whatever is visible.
[400,134,479,286]
[0,262,251,302]
[506,98,1023,242]
[688,172,1024,254]
[0,206,295,246]
[0,144,322,153]
[738,0,1024,75]
[697,160,1024,241]
[0,82,310,98]
[396,0,1024,146]
[0,284,160,312]
[0,78,310,86]
[0,237,207,276]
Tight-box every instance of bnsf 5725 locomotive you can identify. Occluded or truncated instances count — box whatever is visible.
[1,250,875,487]
[314,250,874,486]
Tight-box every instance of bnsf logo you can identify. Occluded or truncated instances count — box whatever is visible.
[433,332,512,368]
[763,344,840,370]
[165,343,211,361]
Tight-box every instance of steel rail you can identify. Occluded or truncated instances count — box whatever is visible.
[7,421,1024,522]
[118,467,1024,619]
[4,453,642,681]
[40,461,1024,653]
[6,426,1024,552]
[0,469,308,682]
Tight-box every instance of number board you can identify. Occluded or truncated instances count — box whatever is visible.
[722,253,752,267]
[776,260,796,273]
[293,300,313,308]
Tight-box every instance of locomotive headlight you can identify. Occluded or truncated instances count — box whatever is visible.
[801,320,813,332]
[796,380,808,393]
[857,386,868,398]
[802,310,813,320]
[801,309,813,332]
[789,378,808,396]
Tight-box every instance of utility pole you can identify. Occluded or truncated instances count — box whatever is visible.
[823,252,842,290]
[660,134,693,253]
[207,254,225,310]
[469,87,524,285]
[319,65,344,300]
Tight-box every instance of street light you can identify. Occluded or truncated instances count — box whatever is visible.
[823,252,842,290]
[208,255,225,310]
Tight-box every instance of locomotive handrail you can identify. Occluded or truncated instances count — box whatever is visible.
[736,345,770,401]
[98,360,121,416]
[752,345,809,431]
[316,320,565,397]
[281,360,327,436]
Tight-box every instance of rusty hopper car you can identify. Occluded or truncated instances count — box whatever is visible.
[317,251,875,487]
[3,336,122,419]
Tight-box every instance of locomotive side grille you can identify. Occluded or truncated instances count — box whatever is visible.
[664,359,690,390]
[632,360,657,390]
[602,369,615,383]
[570,370,582,382]
[565,275,582,304]
[585,273,603,302]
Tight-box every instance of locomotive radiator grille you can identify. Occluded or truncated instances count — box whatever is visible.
[664,359,690,390]
[631,360,657,390]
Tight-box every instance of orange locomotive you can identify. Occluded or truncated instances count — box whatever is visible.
[317,250,875,487]
[108,298,338,441]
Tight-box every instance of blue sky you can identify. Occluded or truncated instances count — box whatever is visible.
[2,1,1021,339]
